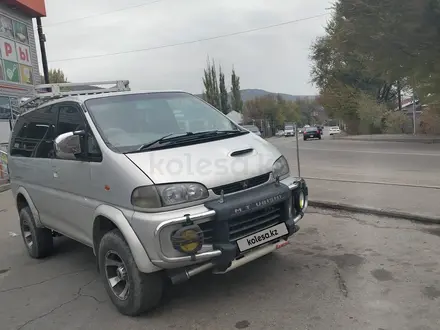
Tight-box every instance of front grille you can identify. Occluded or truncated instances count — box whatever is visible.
[229,204,283,241]
[199,202,284,244]
[212,173,270,195]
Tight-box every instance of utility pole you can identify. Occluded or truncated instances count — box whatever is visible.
[295,123,301,177]
[412,76,416,135]
[36,17,49,84]
[397,80,402,111]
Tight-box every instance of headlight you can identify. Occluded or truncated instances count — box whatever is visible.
[131,183,209,208]
[171,224,204,254]
[272,156,290,179]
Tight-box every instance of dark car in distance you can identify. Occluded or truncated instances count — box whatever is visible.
[303,127,321,141]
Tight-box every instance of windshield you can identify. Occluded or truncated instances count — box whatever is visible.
[285,126,294,130]
[85,92,241,152]
[306,127,317,132]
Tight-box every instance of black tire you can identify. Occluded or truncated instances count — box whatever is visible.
[318,136,322,140]
[19,206,53,259]
[98,229,164,316]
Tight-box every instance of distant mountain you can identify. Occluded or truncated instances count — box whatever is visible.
[196,89,317,102]
[239,89,317,102]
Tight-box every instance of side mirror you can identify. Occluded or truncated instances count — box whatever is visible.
[54,131,83,160]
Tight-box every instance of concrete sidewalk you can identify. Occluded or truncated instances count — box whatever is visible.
[332,134,440,144]
[306,179,440,223]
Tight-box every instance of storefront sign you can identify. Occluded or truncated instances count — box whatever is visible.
[0,14,34,85]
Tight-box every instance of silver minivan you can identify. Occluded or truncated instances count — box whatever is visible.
[8,81,309,316]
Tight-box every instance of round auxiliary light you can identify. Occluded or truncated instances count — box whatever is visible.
[171,224,204,254]
[298,190,305,210]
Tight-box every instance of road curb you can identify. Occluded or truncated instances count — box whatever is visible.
[0,183,10,193]
[309,200,440,224]
[331,136,440,144]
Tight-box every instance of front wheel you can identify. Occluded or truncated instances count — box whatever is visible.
[98,229,164,316]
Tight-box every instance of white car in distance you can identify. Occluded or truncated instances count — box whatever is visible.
[329,126,341,135]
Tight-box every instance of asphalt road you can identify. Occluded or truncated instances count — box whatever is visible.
[270,130,440,187]
[1,191,440,330]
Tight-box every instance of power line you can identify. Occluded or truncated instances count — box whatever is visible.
[44,0,169,27]
[49,13,329,63]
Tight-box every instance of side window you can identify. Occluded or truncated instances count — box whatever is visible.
[56,103,102,161]
[10,106,57,158]
[57,104,86,135]
[87,132,102,161]
[10,115,30,157]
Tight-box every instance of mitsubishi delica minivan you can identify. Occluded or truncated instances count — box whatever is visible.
[8,81,309,316]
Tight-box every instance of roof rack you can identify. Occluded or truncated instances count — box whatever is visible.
[18,80,130,113]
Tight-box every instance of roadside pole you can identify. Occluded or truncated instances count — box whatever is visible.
[412,78,417,136]
[295,123,301,177]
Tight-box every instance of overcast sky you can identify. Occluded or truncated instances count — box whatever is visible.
[33,0,332,95]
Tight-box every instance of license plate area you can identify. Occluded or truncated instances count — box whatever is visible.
[237,223,288,252]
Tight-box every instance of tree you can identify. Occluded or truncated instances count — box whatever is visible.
[231,69,243,112]
[202,58,220,109]
[308,1,438,133]
[331,0,440,104]
[243,94,300,129]
[40,68,69,84]
[49,69,68,83]
[219,66,229,114]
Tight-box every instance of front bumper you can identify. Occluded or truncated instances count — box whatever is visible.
[152,176,308,270]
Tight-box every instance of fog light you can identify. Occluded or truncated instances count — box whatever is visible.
[288,195,293,218]
[293,189,306,212]
[171,224,204,254]
[298,191,305,210]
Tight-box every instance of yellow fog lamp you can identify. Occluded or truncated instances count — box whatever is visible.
[298,190,305,210]
[293,189,306,212]
[171,224,204,254]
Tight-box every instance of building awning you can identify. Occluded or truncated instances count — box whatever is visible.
[4,0,46,17]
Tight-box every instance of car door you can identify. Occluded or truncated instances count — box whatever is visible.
[49,102,96,246]
[8,105,59,227]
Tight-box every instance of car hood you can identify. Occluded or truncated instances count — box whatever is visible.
[125,133,282,189]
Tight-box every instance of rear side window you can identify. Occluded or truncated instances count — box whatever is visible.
[10,106,57,158]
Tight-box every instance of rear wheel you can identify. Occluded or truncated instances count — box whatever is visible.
[98,229,164,316]
[19,206,53,259]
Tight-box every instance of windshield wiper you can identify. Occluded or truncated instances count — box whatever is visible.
[127,130,247,153]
